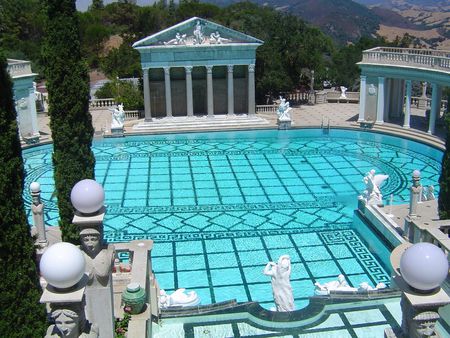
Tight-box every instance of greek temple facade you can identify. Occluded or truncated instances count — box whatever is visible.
[357,47,450,135]
[132,17,263,123]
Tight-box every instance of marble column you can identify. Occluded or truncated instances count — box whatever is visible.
[227,65,234,116]
[163,67,172,118]
[248,64,256,116]
[28,87,39,137]
[358,75,366,122]
[404,80,412,128]
[428,83,442,135]
[185,66,193,117]
[376,76,385,125]
[206,65,214,117]
[143,69,151,122]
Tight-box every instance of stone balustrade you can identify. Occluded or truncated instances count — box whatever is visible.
[6,59,33,77]
[362,47,450,72]
[90,98,116,109]
[410,96,448,111]
[256,104,277,113]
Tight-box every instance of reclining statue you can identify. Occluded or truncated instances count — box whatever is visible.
[159,288,200,309]
[314,275,387,295]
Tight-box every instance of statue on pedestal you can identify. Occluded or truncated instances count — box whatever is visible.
[277,97,292,121]
[30,182,48,250]
[263,255,294,312]
[340,86,348,99]
[360,169,389,205]
[110,103,125,129]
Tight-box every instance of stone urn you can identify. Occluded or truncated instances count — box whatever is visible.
[122,282,146,314]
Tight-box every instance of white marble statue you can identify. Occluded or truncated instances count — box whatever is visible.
[314,275,386,295]
[277,96,292,121]
[45,308,98,338]
[340,86,348,99]
[193,20,205,45]
[110,103,125,129]
[159,288,200,308]
[164,32,187,45]
[263,255,294,312]
[360,169,389,205]
[209,31,230,44]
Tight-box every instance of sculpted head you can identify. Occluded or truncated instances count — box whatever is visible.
[51,308,80,338]
[80,228,101,256]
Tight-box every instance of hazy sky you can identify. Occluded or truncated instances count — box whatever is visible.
[75,0,162,12]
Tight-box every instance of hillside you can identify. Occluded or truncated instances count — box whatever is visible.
[203,0,381,44]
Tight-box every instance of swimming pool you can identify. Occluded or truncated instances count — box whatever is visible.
[22,129,443,310]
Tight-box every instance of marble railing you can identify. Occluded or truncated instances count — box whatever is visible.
[410,96,448,111]
[361,47,450,72]
[256,104,277,113]
[6,59,33,77]
[90,98,116,109]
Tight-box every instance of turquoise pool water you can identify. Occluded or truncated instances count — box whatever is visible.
[22,129,443,310]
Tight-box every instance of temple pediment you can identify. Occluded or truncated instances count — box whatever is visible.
[133,17,263,48]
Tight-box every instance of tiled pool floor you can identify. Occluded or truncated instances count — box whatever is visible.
[22,129,442,309]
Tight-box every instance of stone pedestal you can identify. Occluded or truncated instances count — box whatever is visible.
[111,127,124,137]
[277,117,292,130]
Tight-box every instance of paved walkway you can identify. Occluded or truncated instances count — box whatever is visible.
[33,103,446,149]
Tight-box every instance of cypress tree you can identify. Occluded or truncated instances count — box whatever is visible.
[438,99,450,219]
[0,53,47,337]
[42,0,95,243]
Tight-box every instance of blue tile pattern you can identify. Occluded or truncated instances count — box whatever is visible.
[22,129,442,309]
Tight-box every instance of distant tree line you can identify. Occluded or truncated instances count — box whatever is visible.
[0,0,415,103]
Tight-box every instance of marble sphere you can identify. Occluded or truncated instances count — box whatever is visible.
[40,242,86,289]
[30,182,41,193]
[70,179,104,214]
[400,242,448,291]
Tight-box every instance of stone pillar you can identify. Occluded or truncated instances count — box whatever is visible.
[206,65,214,117]
[376,76,385,124]
[163,67,172,118]
[248,64,256,116]
[428,83,442,135]
[143,69,151,122]
[404,80,412,128]
[227,65,234,116]
[358,75,367,122]
[185,66,193,117]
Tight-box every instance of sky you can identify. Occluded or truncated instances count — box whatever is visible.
[75,0,164,12]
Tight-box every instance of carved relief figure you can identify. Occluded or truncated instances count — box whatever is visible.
[209,31,230,44]
[263,255,294,311]
[193,20,205,45]
[45,308,98,338]
[80,228,114,287]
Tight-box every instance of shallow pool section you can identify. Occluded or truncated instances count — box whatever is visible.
[22,129,442,309]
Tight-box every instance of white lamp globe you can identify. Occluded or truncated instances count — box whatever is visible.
[400,242,448,291]
[30,182,41,193]
[40,242,86,289]
[70,179,104,214]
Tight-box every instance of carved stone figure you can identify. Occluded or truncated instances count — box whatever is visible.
[209,31,230,44]
[277,96,292,121]
[360,169,389,205]
[80,228,114,287]
[426,185,435,201]
[45,307,98,338]
[110,103,125,129]
[263,255,294,312]
[164,32,187,45]
[193,20,205,45]
[340,86,348,99]
[159,288,200,308]
[411,311,440,337]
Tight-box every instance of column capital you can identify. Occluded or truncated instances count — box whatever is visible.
[206,65,213,74]
[378,76,385,83]
[227,65,234,73]
[184,66,193,73]
[163,66,170,75]
[248,64,255,72]
[360,75,367,81]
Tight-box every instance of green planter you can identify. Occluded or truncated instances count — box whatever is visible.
[122,283,146,314]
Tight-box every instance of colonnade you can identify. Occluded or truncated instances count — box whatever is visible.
[142,64,256,121]
[358,76,444,135]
